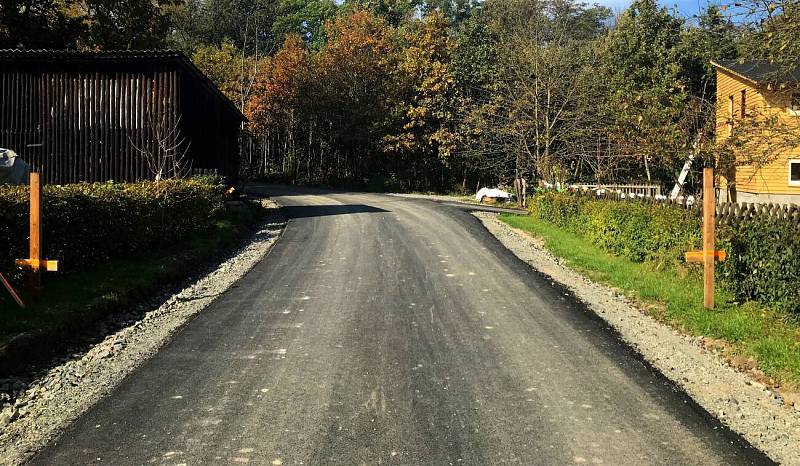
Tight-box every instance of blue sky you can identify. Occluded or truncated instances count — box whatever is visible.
[597,0,710,19]
[332,0,714,21]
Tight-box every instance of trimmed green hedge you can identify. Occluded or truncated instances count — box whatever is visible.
[530,192,800,313]
[0,178,228,276]
[718,220,800,313]
[531,192,702,265]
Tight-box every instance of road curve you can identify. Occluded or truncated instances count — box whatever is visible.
[31,186,771,465]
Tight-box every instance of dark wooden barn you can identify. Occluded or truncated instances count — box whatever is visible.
[0,49,245,184]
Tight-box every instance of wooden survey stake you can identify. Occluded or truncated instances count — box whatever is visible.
[0,272,24,308]
[15,173,58,297]
[684,250,726,262]
[684,168,725,309]
[702,167,715,309]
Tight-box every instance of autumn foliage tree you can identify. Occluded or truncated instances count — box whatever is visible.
[245,35,313,178]
[241,10,397,184]
[384,12,460,189]
[170,0,800,192]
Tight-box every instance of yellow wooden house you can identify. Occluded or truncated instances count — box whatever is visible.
[713,60,800,204]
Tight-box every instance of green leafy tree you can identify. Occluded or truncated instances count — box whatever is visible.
[448,11,503,189]
[170,0,278,53]
[347,0,420,26]
[463,0,611,186]
[679,6,738,98]
[0,0,83,48]
[598,0,690,182]
[272,0,338,48]
[422,0,479,24]
[75,0,182,49]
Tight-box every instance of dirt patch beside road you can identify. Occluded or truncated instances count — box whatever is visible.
[477,211,800,465]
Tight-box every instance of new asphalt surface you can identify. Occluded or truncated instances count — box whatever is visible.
[30,186,772,465]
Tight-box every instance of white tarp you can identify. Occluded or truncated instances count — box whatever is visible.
[0,149,29,185]
[476,187,511,202]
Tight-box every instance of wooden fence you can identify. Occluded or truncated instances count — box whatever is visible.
[716,202,800,226]
[570,183,662,197]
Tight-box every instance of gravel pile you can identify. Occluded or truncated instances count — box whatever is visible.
[477,212,800,465]
[0,202,285,465]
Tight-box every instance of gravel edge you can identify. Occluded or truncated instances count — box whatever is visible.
[0,202,286,465]
[387,192,477,202]
[476,212,800,465]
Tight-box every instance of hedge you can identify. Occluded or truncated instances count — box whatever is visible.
[0,178,228,276]
[530,192,800,314]
[530,192,702,265]
[718,219,800,313]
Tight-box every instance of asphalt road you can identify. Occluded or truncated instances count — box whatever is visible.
[31,186,771,465]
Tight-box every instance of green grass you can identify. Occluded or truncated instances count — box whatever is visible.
[498,213,800,388]
[0,207,266,347]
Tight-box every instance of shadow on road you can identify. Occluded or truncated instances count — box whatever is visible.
[283,204,389,219]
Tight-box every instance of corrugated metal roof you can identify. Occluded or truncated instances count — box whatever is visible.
[712,59,800,85]
[0,49,184,59]
[0,49,246,121]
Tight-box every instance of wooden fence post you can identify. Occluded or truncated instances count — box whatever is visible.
[29,172,42,294]
[703,168,715,309]
[14,172,58,300]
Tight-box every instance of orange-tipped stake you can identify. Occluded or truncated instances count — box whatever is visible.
[0,272,25,308]
[15,173,59,298]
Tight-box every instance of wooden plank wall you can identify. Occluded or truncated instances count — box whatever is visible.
[715,68,800,195]
[0,66,178,184]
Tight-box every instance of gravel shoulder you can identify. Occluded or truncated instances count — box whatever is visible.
[387,192,479,203]
[476,212,800,465]
[0,201,286,465]
[387,192,528,214]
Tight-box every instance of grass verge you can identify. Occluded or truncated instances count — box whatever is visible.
[0,204,269,350]
[498,213,800,389]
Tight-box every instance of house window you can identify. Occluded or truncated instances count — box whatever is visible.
[790,160,800,186]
